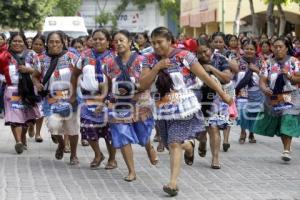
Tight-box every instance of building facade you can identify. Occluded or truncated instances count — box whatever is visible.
[180,0,300,37]
[79,0,177,35]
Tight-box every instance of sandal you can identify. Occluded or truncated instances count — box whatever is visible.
[90,154,105,169]
[223,143,230,152]
[51,135,58,144]
[81,139,89,147]
[248,133,256,143]
[163,185,179,197]
[153,134,159,142]
[239,137,246,144]
[184,140,195,166]
[55,144,64,160]
[105,160,117,170]
[198,141,207,157]
[147,146,159,165]
[157,142,165,152]
[124,175,136,182]
[35,136,43,143]
[281,150,291,162]
[64,145,71,153]
[15,142,24,154]
[70,156,79,165]
[211,163,221,169]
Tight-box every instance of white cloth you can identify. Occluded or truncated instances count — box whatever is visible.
[235,71,260,92]
[49,68,72,91]
[80,64,105,91]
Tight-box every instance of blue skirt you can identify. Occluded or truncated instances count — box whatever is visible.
[237,111,258,132]
[110,118,154,149]
[237,90,264,132]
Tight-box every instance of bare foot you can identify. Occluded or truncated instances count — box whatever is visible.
[105,160,117,170]
[124,173,136,182]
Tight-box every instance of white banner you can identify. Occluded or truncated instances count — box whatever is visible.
[117,11,144,32]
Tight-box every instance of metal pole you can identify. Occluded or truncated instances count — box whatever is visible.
[95,1,97,29]
[222,0,225,32]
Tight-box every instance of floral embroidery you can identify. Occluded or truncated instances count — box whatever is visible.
[103,54,144,81]
[142,50,198,87]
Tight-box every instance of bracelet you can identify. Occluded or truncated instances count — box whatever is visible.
[287,72,292,80]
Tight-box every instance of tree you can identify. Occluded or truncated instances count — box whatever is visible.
[157,0,180,27]
[94,0,179,31]
[233,0,242,35]
[249,0,259,37]
[53,0,82,16]
[114,0,180,28]
[0,0,59,30]
[266,0,288,37]
[95,12,115,27]
[265,0,300,37]
[277,3,286,36]
[94,0,117,29]
[266,1,275,37]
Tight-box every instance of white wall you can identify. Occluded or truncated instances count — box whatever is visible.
[79,0,167,32]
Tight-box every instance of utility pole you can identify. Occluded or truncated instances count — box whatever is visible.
[222,0,225,32]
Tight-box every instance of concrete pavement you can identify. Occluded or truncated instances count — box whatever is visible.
[0,118,300,200]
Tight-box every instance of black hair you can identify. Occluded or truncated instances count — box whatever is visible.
[260,33,268,40]
[46,31,67,52]
[151,27,175,44]
[241,39,257,50]
[32,33,46,46]
[0,33,6,40]
[71,38,84,47]
[57,31,71,47]
[270,35,278,43]
[212,32,226,42]
[197,37,210,48]
[260,40,271,48]
[273,36,294,56]
[226,34,238,46]
[78,36,86,41]
[92,28,111,42]
[9,31,28,50]
[197,37,211,64]
[113,30,138,52]
[199,33,208,39]
[136,32,150,43]
[135,32,150,54]
[87,34,92,40]
[113,29,132,41]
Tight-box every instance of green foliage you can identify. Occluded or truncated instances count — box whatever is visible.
[95,0,180,30]
[114,0,129,18]
[267,0,288,5]
[0,0,59,30]
[263,0,300,5]
[157,0,180,26]
[53,0,82,16]
[95,11,117,27]
[114,0,180,27]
